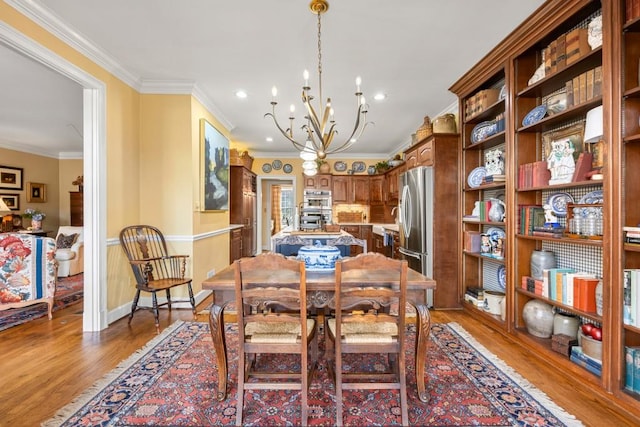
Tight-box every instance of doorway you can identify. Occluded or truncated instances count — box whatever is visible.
[1,23,108,331]
[257,176,296,253]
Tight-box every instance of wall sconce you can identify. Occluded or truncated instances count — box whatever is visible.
[583,105,604,175]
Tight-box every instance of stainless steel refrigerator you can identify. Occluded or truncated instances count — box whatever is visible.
[398,166,434,307]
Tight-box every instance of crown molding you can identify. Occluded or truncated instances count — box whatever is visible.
[6,0,142,90]
[8,0,234,131]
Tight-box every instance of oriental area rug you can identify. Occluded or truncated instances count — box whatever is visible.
[0,273,83,331]
[44,321,584,427]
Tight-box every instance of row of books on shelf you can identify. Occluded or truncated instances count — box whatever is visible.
[625,346,640,394]
[562,65,602,109]
[464,287,485,308]
[571,346,602,377]
[521,271,600,313]
[542,27,590,77]
[623,269,640,327]
[624,226,640,245]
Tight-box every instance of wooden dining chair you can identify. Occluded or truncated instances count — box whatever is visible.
[327,252,409,426]
[234,252,318,426]
[119,225,196,333]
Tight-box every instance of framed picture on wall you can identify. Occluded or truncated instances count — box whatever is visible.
[0,194,20,210]
[27,182,47,203]
[0,166,23,190]
[200,118,229,211]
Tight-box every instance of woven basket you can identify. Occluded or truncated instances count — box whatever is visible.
[415,116,432,141]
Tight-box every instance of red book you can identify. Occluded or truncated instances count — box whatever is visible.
[573,277,583,310]
[580,278,600,313]
[572,152,594,182]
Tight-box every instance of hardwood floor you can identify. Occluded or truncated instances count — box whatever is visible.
[1,299,639,426]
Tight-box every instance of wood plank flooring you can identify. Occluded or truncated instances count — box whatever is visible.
[1,298,639,426]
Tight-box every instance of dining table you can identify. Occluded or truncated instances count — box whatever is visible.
[202,260,436,403]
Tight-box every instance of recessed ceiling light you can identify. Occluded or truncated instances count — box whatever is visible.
[266,137,273,142]
[235,90,248,99]
[374,93,386,101]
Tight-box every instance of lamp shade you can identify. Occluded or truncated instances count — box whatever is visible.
[584,105,603,143]
[0,198,10,213]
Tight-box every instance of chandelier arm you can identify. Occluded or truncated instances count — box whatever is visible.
[326,122,373,155]
[264,112,307,151]
[303,97,325,141]
[323,105,369,154]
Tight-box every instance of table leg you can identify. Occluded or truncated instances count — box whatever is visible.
[414,303,432,403]
[208,302,229,401]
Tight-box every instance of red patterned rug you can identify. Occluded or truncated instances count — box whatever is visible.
[44,321,583,426]
[0,274,83,331]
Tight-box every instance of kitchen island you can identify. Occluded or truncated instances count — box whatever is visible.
[271,228,357,256]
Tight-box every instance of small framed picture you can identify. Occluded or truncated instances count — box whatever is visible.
[27,182,47,203]
[0,194,20,210]
[0,166,23,190]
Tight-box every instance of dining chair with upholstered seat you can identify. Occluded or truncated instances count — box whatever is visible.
[327,252,409,426]
[233,252,317,426]
[119,225,196,333]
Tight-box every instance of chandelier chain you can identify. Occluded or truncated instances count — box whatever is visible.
[317,11,322,104]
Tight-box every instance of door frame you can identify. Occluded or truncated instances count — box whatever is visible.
[0,22,108,331]
[256,175,296,252]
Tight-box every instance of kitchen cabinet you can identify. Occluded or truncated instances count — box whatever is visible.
[339,224,365,256]
[369,175,385,205]
[385,166,402,204]
[332,175,370,204]
[304,173,332,191]
[229,227,242,263]
[230,165,257,257]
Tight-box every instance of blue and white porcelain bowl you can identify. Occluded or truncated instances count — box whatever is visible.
[297,241,341,272]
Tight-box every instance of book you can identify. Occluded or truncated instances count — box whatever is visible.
[566,79,574,107]
[632,269,640,327]
[566,28,590,65]
[623,269,633,325]
[575,276,600,312]
[593,65,602,98]
[556,33,566,69]
[572,75,580,106]
[586,68,595,101]
[626,346,637,392]
[570,346,602,377]
[578,71,587,105]
[572,152,594,182]
[635,346,640,393]
[566,272,595,308]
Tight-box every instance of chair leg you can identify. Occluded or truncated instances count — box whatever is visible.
[187,283,196,314]
[166,289,172,311]
[152,292,160,333]
[335,346,343,427]
[128,290,141,324]
[236,351,245,426]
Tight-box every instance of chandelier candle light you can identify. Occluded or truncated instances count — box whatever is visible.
[265,0,371,176]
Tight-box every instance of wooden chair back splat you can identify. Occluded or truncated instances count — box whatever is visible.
[327,252,408,426]
[233,252,318,426]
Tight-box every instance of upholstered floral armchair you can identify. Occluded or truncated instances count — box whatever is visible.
[0,233,57,318]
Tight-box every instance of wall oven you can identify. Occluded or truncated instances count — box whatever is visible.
[300,190,332,230]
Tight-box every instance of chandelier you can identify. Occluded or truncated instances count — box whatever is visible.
[265,0,371,176]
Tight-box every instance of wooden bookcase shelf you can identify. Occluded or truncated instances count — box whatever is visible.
[451,0,640,417]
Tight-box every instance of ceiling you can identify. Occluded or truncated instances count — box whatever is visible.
[0,0,546,159]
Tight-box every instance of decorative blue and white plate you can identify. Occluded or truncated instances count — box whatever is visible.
[486,227,506,244]
[522,104,547,127]
[283,163,293,174]
[334,161,347,172]
[271,159,282,170]
[497,265,506,290]
[579,189,604,204]
[367,165,376,175]
[467,166,487,188]
[262,163,272,173]
[352,161,366,173]
[546,192,574,217]
[471,121,498,144]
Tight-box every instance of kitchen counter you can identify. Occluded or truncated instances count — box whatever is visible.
[271,229,354,256]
